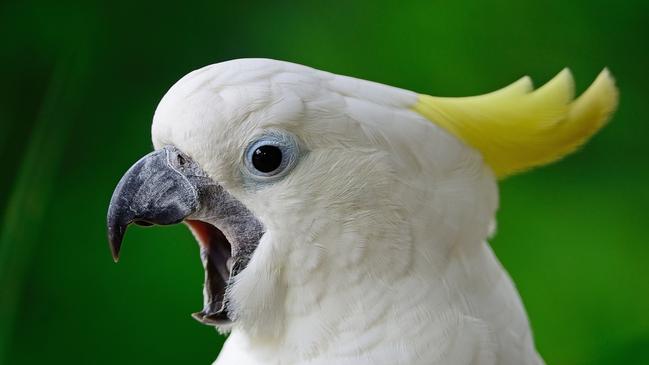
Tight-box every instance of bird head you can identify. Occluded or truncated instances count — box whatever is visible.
[107,59,617,342]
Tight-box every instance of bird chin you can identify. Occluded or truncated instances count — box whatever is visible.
[186,220,237,329]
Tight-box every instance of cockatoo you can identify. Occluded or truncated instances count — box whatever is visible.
[107,59,618,365]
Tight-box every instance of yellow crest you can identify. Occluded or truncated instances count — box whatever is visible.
[413,69,618,178]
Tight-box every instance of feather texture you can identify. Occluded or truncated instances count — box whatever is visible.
[413,69,618,177]
[149,59,616,365]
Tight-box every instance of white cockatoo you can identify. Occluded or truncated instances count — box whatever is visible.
[107,59,618,365]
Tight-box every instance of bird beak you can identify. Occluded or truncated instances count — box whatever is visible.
[107,147,199,262]
[106,146,264,327]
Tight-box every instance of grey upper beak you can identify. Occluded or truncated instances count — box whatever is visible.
[107,147,199,262]
[106,145,265,326]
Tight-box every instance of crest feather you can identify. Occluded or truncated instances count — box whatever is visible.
[413,69,618,178]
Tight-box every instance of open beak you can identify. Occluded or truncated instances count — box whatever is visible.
[107,146,264,326]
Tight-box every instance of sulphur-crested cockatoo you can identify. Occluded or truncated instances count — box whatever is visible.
[107,59,618,365]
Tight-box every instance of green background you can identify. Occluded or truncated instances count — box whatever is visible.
[1,0,647,364]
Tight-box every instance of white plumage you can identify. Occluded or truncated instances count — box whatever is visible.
[150,59,616,365]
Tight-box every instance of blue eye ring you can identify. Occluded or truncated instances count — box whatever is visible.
[243,131,300,181]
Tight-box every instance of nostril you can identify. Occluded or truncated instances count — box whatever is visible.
[177,154,186,166]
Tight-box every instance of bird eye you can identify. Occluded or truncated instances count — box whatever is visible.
[252,145,282,173]
[244,132,299,180]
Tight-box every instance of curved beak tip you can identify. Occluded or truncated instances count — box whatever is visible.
[107,225,124,263]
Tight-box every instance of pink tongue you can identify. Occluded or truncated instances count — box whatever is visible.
[186,220,213,249]
[185,220,232,326]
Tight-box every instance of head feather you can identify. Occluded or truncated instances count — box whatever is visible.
[412,68,619,178]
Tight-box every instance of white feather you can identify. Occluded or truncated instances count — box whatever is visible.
[152,59,544,365]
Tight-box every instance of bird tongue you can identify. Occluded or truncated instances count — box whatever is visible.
[186,220,232,326]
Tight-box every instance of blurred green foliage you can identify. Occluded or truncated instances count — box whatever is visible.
[0,0,647,364]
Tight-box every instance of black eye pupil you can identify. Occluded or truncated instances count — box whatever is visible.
[252,145,283,173]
